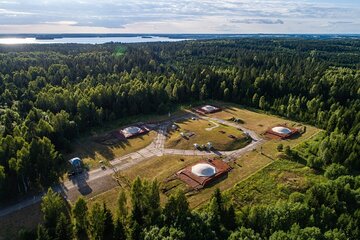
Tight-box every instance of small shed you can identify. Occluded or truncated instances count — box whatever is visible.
[69,157,82,168]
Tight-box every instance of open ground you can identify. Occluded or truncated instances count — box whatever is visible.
[65,131,157,169]
[165,118,251,151]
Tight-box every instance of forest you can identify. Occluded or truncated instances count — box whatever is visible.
[19,176,359,240]
[0,38,359,239]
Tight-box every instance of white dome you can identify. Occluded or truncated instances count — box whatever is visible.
[201,105,217,112]
[191,163,216,177]
[272,126,291,134]
[123,126,141,135]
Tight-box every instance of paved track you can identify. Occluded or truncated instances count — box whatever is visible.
[0,114,265,218]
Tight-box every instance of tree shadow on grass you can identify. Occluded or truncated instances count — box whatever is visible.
[287,132,302,140]
[283,151,309,166]
[223,106,237,113]
[70,139,130,163]
[67,131,158,164]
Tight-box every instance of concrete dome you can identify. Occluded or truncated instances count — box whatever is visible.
[191,163,216,177]
[123,126,141,135]
[272,126,291,135]
[201,105,217,112]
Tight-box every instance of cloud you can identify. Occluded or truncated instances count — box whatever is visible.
[44,21,78,25]
[0,8,33,16]
[230,18,284,24]
[0,0,359,33]
[0,1,19,4]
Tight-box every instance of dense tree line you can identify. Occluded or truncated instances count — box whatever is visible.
[0,39,359,203]
[18,176,360,240]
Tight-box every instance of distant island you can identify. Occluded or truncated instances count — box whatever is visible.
[35,36,55,40]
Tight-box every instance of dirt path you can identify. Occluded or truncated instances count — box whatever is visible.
[205,120,220,131]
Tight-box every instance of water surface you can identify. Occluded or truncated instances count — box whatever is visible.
[0,36,188,45]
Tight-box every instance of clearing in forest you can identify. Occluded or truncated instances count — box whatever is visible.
[208,102,304,134]
[165,118,251,151]
[65,131,157,169]
[68,102,321,212]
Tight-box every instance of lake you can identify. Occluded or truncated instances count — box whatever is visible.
[0,36,189,45]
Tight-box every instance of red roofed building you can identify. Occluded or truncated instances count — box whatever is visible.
[265,125,299,139]
[121,125,149,138]
[177,159,232,189]
[194,105,221,115]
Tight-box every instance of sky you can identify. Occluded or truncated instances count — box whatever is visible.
[0,0,359,34]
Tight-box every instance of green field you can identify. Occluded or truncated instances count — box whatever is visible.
[224,159,327,208]
[165,118,251,151]
[65,131,157,169]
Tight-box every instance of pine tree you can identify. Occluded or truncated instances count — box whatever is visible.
[148,179,161,226]
[259,96,266,110]
[163,190,190,228]
[224,204,236,231]
[129,220,142,240]
[114,218,126,240]
[130,177,144,225]
[117,190,127,224]
[41,188,66,237]
[252,93,259,106]
[36,224,50,240]
[103,203,114,240]
[72,197,88,239]
[89,202,106,240]
[206,197,222,235]
[55,213,73,240]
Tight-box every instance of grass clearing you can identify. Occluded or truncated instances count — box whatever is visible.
[65,131,157,169]
[205,101,308,135]
[224,159,327,208]
[165,118,251,151]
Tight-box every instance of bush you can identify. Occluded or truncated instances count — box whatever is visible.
[284,146,292,156]
[289,192,305,203]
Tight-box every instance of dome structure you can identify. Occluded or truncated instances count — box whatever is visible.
[123,126,141,135]
[191,163,216,177]
[201,105,217,112]
[271,126,292,135]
